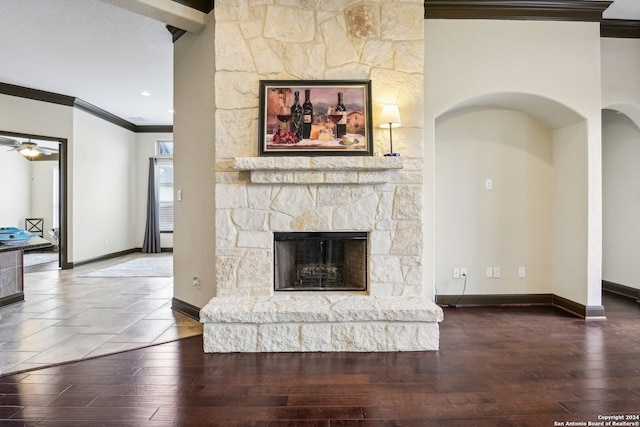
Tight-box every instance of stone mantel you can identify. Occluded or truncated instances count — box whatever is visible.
[234,156,405,185]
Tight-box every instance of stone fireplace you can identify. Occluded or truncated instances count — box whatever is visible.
[200,157,443,352]
[199,0,443,352]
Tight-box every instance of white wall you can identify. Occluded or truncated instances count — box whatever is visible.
[72,109,137,261]
[602,109,640,291]
[600,38,640,293]
[425,19,603,308]
[601,38,640,127]
[135,132,174,249]
[0,149,30,228]
[435,109,553,296]
[173,10,216,309]
[30,160,58,242]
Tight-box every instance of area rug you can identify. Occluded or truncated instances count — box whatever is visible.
[82,255,173,277]
[23,252,59,267]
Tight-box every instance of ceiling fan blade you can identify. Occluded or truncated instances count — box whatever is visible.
[0,136,21,147]
[39,147,59,155]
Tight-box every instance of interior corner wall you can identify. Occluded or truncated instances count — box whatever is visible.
[601,38,640,125]
[173,10,216,309]
[72,108,137,262]
[602,109,640,291]
[135,132,174,249]
[435,109,553,296]
[425,19,603,307]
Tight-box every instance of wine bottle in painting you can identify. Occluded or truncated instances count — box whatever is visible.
[302,89,313,139]
[336,92,347,139]
[291,91,303,140]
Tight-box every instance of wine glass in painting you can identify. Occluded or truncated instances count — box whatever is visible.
[327,106,342,140]
[276,106,292,132]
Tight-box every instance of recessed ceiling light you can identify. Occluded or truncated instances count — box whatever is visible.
[140,91,151,97]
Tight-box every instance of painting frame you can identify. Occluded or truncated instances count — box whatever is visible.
[258,80,373,157]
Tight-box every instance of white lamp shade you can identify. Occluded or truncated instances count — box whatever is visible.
[379,104,401,128]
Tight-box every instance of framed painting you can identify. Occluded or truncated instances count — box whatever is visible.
[258,80,373,156]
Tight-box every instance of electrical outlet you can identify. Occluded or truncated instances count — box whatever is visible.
[460,267,468,278]
[453,268,460,279]
[485,267,493,278]
[192,276,201,288]
[493,267,501,278]
[518,266,526,278]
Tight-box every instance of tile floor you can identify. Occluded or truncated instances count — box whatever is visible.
[0,252,203,375]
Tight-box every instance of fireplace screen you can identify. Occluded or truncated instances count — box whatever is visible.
[274,232,367,291]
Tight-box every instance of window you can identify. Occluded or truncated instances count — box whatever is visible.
[156,141,174,232]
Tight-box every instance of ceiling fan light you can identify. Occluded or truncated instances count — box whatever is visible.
[19,147,39,157]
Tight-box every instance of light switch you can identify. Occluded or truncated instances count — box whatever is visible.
[176,189,182,202]
[485,267,493,278]
[485,179,493,190]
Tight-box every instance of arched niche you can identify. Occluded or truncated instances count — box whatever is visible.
[434,92,602,316]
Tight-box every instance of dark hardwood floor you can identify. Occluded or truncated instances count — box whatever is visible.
[1,292,639,426]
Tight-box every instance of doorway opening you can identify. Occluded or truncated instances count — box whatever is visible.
[0,131,68,269]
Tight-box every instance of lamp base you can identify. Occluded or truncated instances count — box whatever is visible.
[384,153,400,157]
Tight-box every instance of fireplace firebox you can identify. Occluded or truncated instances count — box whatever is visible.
[274,232,367,291]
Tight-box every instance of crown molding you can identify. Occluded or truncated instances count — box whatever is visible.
[171,0,214,14]
[137,125,174,133]
[0,82,75,106]
[73,98,138,132]
[424,0,613,22]
[0,82,173,134]
[601,19,640,38]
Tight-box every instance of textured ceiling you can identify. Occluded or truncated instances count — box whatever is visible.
[0,0,174,126]
[0,0,637,128]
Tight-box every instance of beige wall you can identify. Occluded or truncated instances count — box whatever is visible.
[602,38,640,127]
[173,10,216,309]
[425,19,603,307]
[602,109,640,291]
[435,109,553,296]
[601,38,640,293]
[72,109,137,261]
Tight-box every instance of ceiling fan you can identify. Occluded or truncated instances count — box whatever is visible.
[0,136,59,161]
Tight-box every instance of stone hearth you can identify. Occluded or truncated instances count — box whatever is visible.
[201,295,442,352]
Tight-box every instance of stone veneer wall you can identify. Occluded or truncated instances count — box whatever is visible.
[213,0,425,298]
